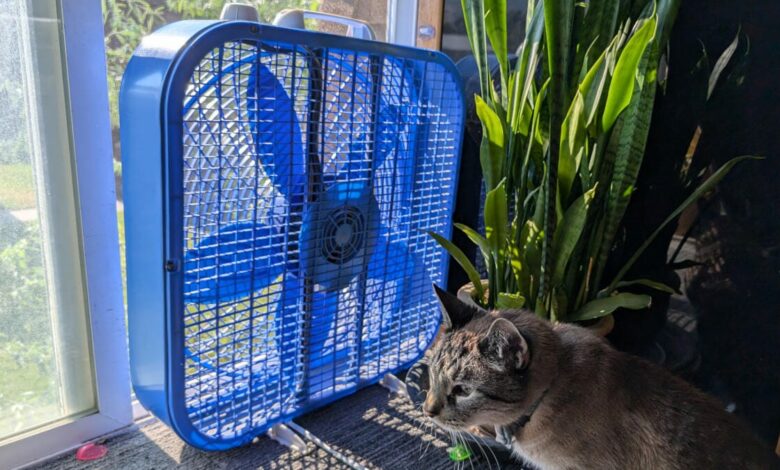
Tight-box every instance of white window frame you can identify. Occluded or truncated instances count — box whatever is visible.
[387,0,420,46]
[0,1,132,468]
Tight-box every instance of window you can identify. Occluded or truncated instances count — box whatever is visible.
[1,0,437,466]
[0,0,96,441]
[0,1,130,468]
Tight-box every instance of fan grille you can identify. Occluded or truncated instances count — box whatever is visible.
[178,37,463,442]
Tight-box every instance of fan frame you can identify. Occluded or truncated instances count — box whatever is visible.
[121,19,465,450]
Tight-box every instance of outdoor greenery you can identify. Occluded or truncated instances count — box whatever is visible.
[0,0,56,436]
[0,222,58,436]
[103,0,316,129]
[0,164,36,210]
[431,0,755,323]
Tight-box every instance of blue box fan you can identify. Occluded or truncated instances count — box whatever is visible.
[120,8,464,450]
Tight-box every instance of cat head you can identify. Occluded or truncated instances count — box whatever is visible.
[423,285,538,430]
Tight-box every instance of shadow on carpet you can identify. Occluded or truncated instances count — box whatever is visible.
[35,386,523,469]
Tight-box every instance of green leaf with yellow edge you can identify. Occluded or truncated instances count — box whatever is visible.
[476,96,505,191]
[602,16,657,131]
[485,0,508,98]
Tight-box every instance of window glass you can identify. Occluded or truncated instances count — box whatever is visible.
[0,0,96,442]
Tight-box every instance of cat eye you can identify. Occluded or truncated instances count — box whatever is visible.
[450,384,472,397]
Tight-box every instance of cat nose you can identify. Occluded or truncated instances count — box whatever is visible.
[423,399,442,417]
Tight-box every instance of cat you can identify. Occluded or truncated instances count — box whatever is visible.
[423,285,777,470]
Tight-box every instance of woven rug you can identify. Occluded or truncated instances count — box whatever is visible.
[35,385,523,469]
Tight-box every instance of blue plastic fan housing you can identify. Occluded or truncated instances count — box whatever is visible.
[120,19,465,450]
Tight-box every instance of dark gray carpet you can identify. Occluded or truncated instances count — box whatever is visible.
[35,385,522,469]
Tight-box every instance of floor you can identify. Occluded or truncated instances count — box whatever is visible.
[36,385,522,470]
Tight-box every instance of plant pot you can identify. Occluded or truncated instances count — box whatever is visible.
[456,281,615,337]
[456,279,490,306]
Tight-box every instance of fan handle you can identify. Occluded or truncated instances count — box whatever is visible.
[273,9,376,41]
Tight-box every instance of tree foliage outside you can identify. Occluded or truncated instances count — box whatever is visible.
[103,0,316,130]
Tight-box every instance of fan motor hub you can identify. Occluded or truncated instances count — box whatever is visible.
[321,206,365,264]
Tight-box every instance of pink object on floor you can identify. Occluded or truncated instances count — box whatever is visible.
[75,443,108,461]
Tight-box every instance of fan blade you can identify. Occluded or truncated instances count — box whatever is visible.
[317,51,372,183]
[246,61,305,203]
[359,236,435,370]
[373,59,419,232]
[182,273,302,419]
[184,222,287,304]
[263,273,303,413]
[304,289,358,397]
[375,57,418,169]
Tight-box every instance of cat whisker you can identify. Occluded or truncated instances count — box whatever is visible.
[467,432,492,470]
[463,432,476,470]
[469,428,500,470]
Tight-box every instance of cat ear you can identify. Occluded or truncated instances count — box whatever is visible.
[433,284,484,330]
[478,318,530,371]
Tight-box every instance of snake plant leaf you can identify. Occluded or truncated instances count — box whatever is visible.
[552,185,597,287]
[607,155,762,291]
[611,278,679,295]
[570,292,651,322]
[485,179,508,259]
[708,28,740,99]
[462,0,492,100]
[654,0,682,50]
[579,45,611,134]
[497,292,526,309]
[544,0,575,102]
[514,78,535,136]
[428,231,484,300]
[559,92,585,204]
[484,0,508,97]
[575,0,620,84]
[518,218,544,300]
[540,0,575,307]
[509,240,525,294]
[511,3,545,136]
[593,38,659,293]
[455,223,491,268]
[602,16,656,131]
[476,96,505,191]
[533,78,551,147]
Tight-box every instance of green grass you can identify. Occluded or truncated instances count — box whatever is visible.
[0,164,36,211]
[0,339,60,439]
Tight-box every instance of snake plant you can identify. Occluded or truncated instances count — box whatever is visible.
[430,0,757,322]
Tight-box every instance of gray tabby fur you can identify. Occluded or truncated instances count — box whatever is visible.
[424,287,776,469]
